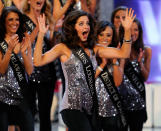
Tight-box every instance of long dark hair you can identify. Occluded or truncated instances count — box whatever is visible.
[111,6,127,24]
[132,18,144,53]
[95,20,117,47]
[0,6,26,42]
[61,10,96,49]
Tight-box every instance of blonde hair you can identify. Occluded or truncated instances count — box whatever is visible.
[22,0,54,25]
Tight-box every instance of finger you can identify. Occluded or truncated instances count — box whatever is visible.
[128,8,132,17]
[126,8,128,18]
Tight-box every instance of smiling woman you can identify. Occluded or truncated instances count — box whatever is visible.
[33,9,135,131]
[5,12,20,35]
[0,6,34,131]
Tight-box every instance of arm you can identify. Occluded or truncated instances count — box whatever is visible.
[138,47,152,81]
[96,8,135,59]
[20,33,33,75]
[80,0,97,16]
[0,49,12,75]
[0,0,4,15]
[113,59,125,87]
[0,35,19,75]
[53,0,73,22]
[33,14,63,67]
[95,58,107,78]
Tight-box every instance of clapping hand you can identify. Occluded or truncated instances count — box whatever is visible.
[8,34,19,52]
[20,33,31,55]
[138,48,144,63]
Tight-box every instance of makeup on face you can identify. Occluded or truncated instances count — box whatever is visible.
[98,26,113,47]
[5,12,20,35]
[75,16,90,42]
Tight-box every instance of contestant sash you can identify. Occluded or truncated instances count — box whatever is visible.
[72,47,100,131]
[99,67,126,127]
[0,40,28,96]
[124,61,145,100]
[72,47,98,111]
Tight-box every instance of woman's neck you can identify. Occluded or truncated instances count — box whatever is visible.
[27,8,42,25]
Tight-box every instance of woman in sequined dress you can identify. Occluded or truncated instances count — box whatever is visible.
[34,9,135,131]
[118,18,152,131]
[22,1,73,131]
[94,20,125,131]
[0,6,34,131]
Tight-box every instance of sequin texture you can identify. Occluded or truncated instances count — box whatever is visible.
[118,60,145,111]
[0,55,23,105]
[61,51,97,114]
[95,65,118,117]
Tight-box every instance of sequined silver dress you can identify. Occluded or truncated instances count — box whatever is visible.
[60,51,97,115]
[95,64,118,117]
[0,53,23,105]
[118,60,145,111]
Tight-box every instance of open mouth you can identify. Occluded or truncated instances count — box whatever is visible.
[82,31,88,36]
[36,1,42,6]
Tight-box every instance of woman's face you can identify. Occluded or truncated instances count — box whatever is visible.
[97,26,113,47]
[113,10,126,30]
[5,12,20,35]
[131,22,139,43]
[75,16,90,42]
[28,0,45,11]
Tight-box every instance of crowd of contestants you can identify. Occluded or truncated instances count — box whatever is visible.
[0,0,152,131]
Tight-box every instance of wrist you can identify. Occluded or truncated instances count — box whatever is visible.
[7,49,12,54]
[112,60,119,66]
[39,32,45,36]
[123,38,132,43]
[97,66,103,71]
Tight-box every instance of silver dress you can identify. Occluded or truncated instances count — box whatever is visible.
[118,60,145,111]
[95,64,118,117]
[0,53,23,105]
[60,51,97,115]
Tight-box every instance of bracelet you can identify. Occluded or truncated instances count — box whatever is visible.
[97,66,103,71]
[123,39,132,43]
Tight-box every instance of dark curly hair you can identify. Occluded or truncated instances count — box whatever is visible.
[0,6,26,42]
[61,10,96,49]
[95,20,117,47]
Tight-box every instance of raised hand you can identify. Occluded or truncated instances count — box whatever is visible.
[121,8,136,30]
[37,14,49,34]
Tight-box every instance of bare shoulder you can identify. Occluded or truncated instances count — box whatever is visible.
[144,46,152,55]
[52,43,72,62]
[144,46,152,60]
[52,43,70,52]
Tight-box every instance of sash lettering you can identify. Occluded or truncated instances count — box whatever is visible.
[100,68,126,126]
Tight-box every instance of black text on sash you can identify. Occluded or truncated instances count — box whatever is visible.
[0,41,28,95]
[72,47,98,111]
[100,68,126,127]
[124,61,145,100]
